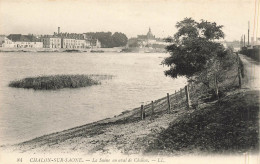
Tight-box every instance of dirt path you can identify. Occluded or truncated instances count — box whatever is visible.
[239,54,260,158]
[239,54,260,90]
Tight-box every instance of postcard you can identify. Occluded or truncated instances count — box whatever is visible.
[0,0,259,164]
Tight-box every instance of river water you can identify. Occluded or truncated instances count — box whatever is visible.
[0,52,186,145]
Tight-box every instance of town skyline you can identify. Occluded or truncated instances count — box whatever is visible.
[0,0,258,42]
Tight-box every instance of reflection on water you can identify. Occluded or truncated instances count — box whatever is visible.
[0,52,186,144]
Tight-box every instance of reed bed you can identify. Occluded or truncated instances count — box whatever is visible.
[9,74,113,90]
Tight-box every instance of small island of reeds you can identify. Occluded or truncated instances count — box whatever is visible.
[9,74,112,90]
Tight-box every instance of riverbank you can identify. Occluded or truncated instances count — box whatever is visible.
[121,47,166,53]
[0,47,167,53]
[0,47,123,53]
[1,54,259,155]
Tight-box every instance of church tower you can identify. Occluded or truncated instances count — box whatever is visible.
[147,27,155,40]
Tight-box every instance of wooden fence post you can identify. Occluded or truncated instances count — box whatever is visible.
[185,85,191,109]
[167,93,171,113]
[140,105,144,120]
[151,101,154,115]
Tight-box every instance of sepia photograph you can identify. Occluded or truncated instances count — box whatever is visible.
[0,0,259,164]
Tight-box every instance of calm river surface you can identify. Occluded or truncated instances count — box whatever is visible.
[0,52,186,145]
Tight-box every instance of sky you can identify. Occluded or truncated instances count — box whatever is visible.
[0,0,259,41]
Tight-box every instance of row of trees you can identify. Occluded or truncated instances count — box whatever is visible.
[163,18,234,99]
[85,32,128,48]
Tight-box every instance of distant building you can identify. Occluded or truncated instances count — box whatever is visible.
[2,37,15,48]
[130,28,169,48]
[1,27,107,50]
[1,34,43,48]
[61,38,88,49]
[83,33,101,48]
[55,30,91,49]
[75,39,88,49]
[62,38,75,49]
[55,29,101,49]
[89,39,101,48]
[41,36,61,48]
[147,27,156,40]
[137,28,156,47]
[0,35,7,47]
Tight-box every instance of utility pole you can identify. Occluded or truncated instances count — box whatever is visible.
[241,35,243,48]
[244,34,246,47]
[248,21,250,46]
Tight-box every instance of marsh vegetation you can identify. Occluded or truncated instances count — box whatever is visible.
[9,74,113,90]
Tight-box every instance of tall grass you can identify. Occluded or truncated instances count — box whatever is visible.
[9,74,112,90]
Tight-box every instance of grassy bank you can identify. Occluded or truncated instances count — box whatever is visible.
[8,74,110,90]
[145,90,259,155]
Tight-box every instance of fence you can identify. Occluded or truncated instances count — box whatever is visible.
[139,83,195,120]
[139,53,243,120]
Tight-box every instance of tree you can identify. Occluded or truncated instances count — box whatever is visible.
[162,18,228,99]
[128,38,139,47]
[84,32,128,48]
[112,32,128,47]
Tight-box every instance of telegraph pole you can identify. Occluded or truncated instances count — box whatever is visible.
[248,21,250,46]
[242,35,244,47]
[244,34,246,47]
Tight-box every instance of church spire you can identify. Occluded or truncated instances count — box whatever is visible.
[147,27,155,40]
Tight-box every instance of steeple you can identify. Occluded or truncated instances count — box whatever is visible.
[147,27,155,40]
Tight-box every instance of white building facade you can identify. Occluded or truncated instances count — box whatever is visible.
[61,38,91,49]
[1,37,15,48]
[41,37,61,48]
[1,36,43,48]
